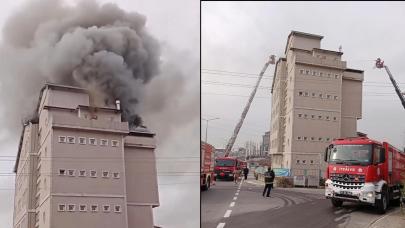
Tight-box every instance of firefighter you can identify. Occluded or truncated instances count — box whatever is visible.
[262,167,275,197]
[243,166,249,180]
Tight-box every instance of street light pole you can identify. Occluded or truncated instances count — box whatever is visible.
[202,117,220,144]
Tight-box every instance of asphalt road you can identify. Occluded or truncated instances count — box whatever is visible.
[201,175,399,228]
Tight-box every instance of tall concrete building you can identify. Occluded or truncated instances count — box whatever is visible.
[13,83,159,228]
[270,31,364,179]
[260,131,271,156]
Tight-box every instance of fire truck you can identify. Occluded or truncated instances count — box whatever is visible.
[324,136,405,213]
[214,157,242,181]
[201,142,215,191]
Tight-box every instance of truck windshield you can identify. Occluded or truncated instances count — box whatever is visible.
[215,159,236,167]
[329,144,372,165]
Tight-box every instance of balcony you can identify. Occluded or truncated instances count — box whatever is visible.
[295,52,346,70]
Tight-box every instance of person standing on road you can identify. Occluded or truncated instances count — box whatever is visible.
[233,169,240,184]
[243,167,249,180]
[262,167,275,197]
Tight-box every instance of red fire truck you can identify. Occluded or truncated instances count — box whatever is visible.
[324,137,405,213]
[214,157,243,181]
[201,142,215,191]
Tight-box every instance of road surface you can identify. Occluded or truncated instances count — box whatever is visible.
[201,175,400,228]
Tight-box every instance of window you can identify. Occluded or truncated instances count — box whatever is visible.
[300,69,304,74]
[327,73,331,78]
[335,74,339,79]
[114,205,122,213]
[319,93,323,99]
[333,117,337,121]
[58,204,66,212]
[305,70,310,75]
[67,136,75,144]
[310,160,314,164]
[298,114,302,118]
[296,160,300,164]
[318,115,322,120]
[79,137,86,145]
[302,160,306,164]
[311,92,316,97]
[111,140,119,147]
[297,136,302,140]
[91,205,98,212]
[318,137,323,141]
[312,71,316,76]
[334,96,338,100]
[326,116,330,121]
[90,170,97,178]
[304,114,308,119]
[311,115,315,119]
[68,204,75,212]
[326,95,331,99]
[79,205,87,212]
[303,137,308,141]
[319,72,323,77]
[59,169,66,176]
[100,139,108,146]
[311,137,315,141]
[103,205,110,212]
[326,137,330,141]
[113,172,120,179]
[298,91,303,96]
[68,169,75,177]
[58,136,66,143]
[304,92,309,97]
[102,171,109,178]
[79,170,86,177]
[89,138,97,145]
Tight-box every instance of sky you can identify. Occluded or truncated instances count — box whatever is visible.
[0,0,199,228]
[202,2,405,152]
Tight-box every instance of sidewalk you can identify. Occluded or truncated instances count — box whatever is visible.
[369,208,405,228]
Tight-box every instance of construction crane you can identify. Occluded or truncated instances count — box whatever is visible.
[224,55,276,157]
[375,58,405,109]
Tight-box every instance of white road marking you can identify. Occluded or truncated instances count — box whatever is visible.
[230,202,235,207]
[235,192,239,196]
[216,223,226,228]
[224,210,232,218]
[233,197,237,200]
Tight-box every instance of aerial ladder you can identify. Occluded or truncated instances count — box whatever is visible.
[375,58,405,109]
[224,55,276,157]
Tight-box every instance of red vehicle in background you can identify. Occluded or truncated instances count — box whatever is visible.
[214,157,243,181]
[201,142,215,191]
[324,136,405,214]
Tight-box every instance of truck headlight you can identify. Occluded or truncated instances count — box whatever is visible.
[362,191,374,198]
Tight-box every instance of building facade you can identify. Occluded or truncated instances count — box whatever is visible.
[269,31,364,180]
[13,84,159,228]
[260,131,271,156]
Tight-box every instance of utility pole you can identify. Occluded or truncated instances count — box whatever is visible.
[202,117,220,144]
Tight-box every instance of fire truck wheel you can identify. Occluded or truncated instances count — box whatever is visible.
[376,188,388,214]
[331,198,343,207]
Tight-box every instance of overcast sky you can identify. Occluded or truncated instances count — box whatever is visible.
[202,2,405,152]
[0,1,199,228]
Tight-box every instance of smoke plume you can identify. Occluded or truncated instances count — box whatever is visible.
[0,0,162,129]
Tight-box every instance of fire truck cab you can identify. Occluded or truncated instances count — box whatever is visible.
[324,137,405,214]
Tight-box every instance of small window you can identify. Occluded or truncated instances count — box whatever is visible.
[312,71,316,76]
[298,114,302,118]
[319,93,323,99]
[79,137,86,145]
[300,69,304,74]
[302,160,306,164]
[326,138,330,141]
[326,116,330,121]
[333,117,337,121]
[114,205,122,213]
[58,204,66,212]
[334,96,338,100]
[59,169,66,176]
[67,204,75,212]
[297,136,302,140]
[335,74,339,79]
[79,170,86,177]
[111,140,119,147]
[90,170,97,178]
[68,169,75,177]
[103,205,110,212]
[298,91,303,96]
[89,138,97,146]
[311,115,315,119]
[79,205,87,212]
[319,72,323,77]
[310,160,314,164]
[303,137,308,141]
[326,95,331,99]
[102,171,109,178]
[58,136,66,143]
[318,137,323,141]
[304,114,308,119]
[318,115,322,120]
[311,92,316,97]
[305,70,310,75]
[327,73,331,78]
[311,137,315,141]
[113,172,120,179]
[67,136,75,144]
[91,205,98,212]
[100,139,108,146]
[296,160,300,164]
[304,92,309,97]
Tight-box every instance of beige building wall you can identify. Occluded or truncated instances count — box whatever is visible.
[270,31,364,180]
[13,83,159,228]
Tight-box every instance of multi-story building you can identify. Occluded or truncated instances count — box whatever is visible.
[270,31,364,180]
[260,131,271,156]
[13,83,159,228]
